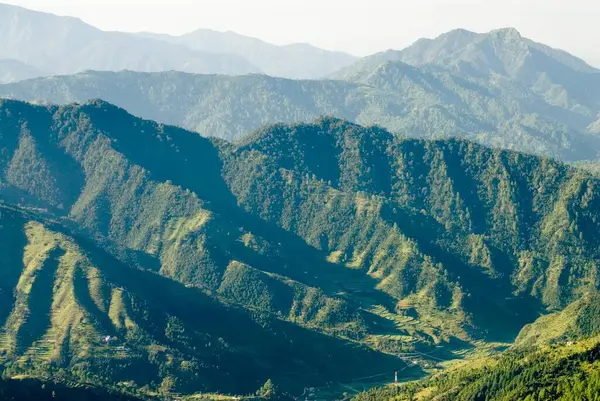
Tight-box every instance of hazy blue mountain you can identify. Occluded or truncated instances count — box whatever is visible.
[335,28,598,79]
[0,58,45,83]
[335,28,600,119]
[138,29,358,79]
[0,3,262,77]
[330,49,407,82]
[399,28,598,74]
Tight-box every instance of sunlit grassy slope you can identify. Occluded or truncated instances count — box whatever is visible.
[354,294,600,401]
[0,205,405,396]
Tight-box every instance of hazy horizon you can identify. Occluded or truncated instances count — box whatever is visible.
[1,0,599,66]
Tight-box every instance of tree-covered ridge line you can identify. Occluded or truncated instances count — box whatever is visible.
[3,27,600,163]
[1,99,600,397]
[1,61,599,163]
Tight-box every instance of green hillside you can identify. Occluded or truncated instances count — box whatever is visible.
[2,99,600,396]
[354,337,600,400]
[0,204,405,397]
[515,292,600,348]
[354,295,600,401]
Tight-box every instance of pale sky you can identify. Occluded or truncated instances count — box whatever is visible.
[2,0,599,65]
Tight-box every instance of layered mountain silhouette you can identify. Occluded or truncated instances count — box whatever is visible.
[2,26,600,162]
[137,29,358,79]
[0,3,357,82]
[3,64,600,162]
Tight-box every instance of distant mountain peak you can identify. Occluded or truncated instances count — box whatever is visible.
[340,25,598,85]
[438,28,479,40]
[488,27,523,39]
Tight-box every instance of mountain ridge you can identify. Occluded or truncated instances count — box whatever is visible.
[137,28,358,79]
[0,201,406,396]
[334,27,600,121]
[2,67,599,162]
[3,98,600,342]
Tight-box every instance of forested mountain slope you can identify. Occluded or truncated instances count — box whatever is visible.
[355,335,600,401]
[515,292,600,348]
[1,99,600,370]
[2,68,600,162]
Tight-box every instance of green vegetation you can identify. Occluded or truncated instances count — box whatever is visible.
[0,204,402,397]
[353,296,600,401]
[2,98,600,397]
[515,293,600,348]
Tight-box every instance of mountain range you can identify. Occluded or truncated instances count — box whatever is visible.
[136,29,358,79]
[1,98,600,397]
[4,4,600,398]
[334,27,600,126]
[3,27,600,163]
[0,3,357,82]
